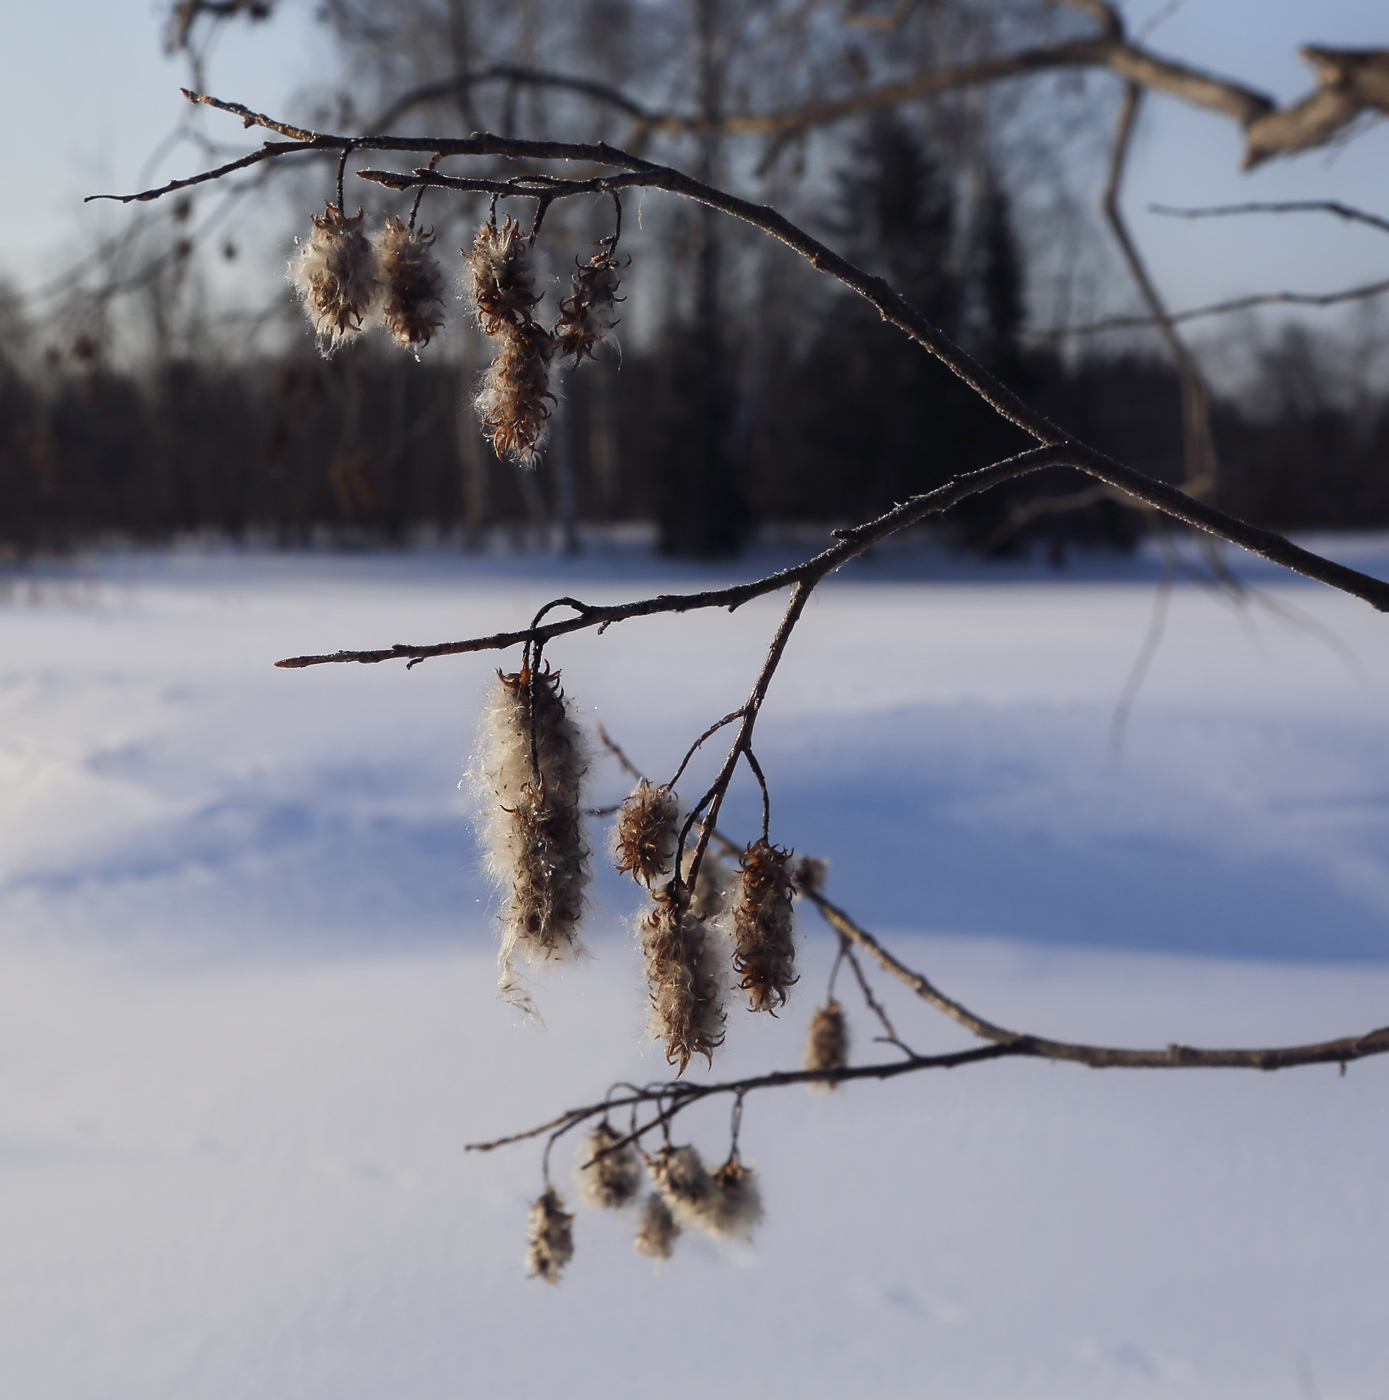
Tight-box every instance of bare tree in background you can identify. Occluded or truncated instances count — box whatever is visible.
[87,0,1389,1277]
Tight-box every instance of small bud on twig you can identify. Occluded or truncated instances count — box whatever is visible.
[578,1123,642,1209]
[525,1188,574,1283]
[732,839,798,1012]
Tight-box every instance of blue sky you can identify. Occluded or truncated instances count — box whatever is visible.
[1,0,1385,332]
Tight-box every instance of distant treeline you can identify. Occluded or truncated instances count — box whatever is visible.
[3,113,1385,557]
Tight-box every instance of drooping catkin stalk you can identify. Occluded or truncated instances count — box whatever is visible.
[290,204,377,353]
[578,1123,642,1209]
[638,884,726,1073]
[613,781,680,886]
[525,1188,574,1283]
[634,1192,680,1261]
[474,666,590,998]
[554,249,624,365]
[804,999,849,1090]
[466,217,554,464]
[374,215,445,349]
[731,839,798,1012]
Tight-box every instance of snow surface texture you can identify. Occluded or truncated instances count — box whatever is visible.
[1,541,1388,1400]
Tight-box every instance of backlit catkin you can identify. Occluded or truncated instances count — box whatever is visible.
[474,666,590,998]
[554,249,623,365]
[525,1189,574,1283]
[731,839,798,1012]
[638,884,725,1073]
[466,217,554,464]
[634,1191,680,1261]
[613,781,679,886]
[374,216,445,349]
[290,205,377,353]
[578,1123,642,1209]
[804,999,849,1089]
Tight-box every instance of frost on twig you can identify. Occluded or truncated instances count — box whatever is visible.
[474,665,591,1002]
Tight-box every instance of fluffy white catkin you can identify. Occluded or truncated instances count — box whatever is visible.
[804,999,849,1090]
[650,1145,764,1241]
[638,884,726,1073]
[731,839,798,1012]
[525,1189,574,1283]
[634,1192,680,1261]
[554,250,623,365]
[613,781,680,886]
[374,216,445,349]
[290,205,377,353]
[577,1123,642,1209]
[473,666,590,999]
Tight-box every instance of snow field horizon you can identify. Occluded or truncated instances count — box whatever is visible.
[0,539,1386,1398]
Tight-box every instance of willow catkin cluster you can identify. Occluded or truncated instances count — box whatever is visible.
[731,839,798,1012]
[638,884,726,1074]
[578,1123,642,1209]
[554,250,623,365]
[682,845,729,924]
[291,205,377,352]
[804,999,849,1090]
[613,781,680,887]
[634,1192,680,1261]
[474,666,590,996]
[650,1145,763,1241]
[374,216,445,350]
[466,217,554,464]
[525,1189,574,1284]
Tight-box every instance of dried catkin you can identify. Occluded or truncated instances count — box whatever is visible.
[290,204,377,352]
[706,1160,764,1240]
[634,1192,680,1261]
[613,781,679,886]
[791,854,828,895]
[649,1144,718,1225]
[374,216,445,349]
[554,250,623,365]
[525,1188,574,1283]
[731,839,798,1012]
[577,1123,642,1209]
[466,217,554,464]
[804,999,849,1089]
[473,666,590,997]
[638,884,726,1073]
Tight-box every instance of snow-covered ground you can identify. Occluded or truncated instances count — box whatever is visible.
[1,539,1388,1400]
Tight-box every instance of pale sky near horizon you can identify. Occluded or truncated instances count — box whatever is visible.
[1,0,1386,342]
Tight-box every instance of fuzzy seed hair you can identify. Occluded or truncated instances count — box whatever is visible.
[554,251,624,366]
[791,854,828,895]
[525,1188,574,1283]
[614,781,680,886]
[474,666,591,998]
[651,1146,763,1240]
[466,218,554,464]
[732,839,799,1012]
[804,999,849,1090]
[291,205,378,353]
[578,1123,642,1209]
[634,1191,680,1261]
[638,884,726,1074]
[374,216,445,349]
[682,845,729,925]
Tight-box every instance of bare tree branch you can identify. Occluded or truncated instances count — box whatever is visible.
[1151,199,1389,237]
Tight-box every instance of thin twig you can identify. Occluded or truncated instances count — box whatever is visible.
[1151,200,1389,237]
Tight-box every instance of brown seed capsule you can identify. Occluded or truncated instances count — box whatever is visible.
[614,781,680,886]
[577,1123,642,1209]
[731,839,798,1012]
[525,1188,574,1284]
[474,665,590,1000]
[634,1191,680,1261]
[554,249,624,366]
[638,884,726,1074]
[466,217,554,464]
[290,204,377,353]
[374,216,445,349]
[804,999,849,1090]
